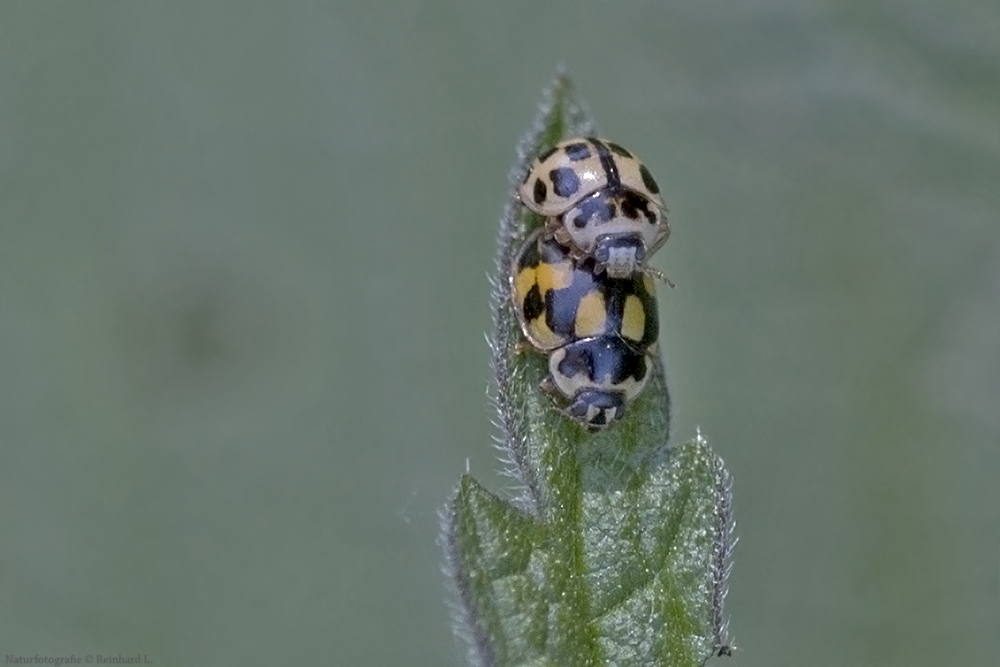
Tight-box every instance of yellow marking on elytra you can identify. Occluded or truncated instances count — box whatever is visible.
[575,291,607,338]
[513,267,536,306]
[536,260,573,295]
[528,316,563,350]
[621,295,646,342]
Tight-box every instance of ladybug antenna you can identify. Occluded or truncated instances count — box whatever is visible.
[645,267,675,289]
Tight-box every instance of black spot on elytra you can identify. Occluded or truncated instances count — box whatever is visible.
[533,179,547,205]
[517,236,541,271]
[639,164,660,194]
[550,167,580,198]
[632,355,648,381]
[563,142,591,161]
[608,142,633,158]
[603,280,658,348]
[523,284,544,321]
[590,140,621,188]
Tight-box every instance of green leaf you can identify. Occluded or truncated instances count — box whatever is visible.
[444,71,735,667]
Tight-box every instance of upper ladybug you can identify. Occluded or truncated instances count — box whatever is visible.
[519,137,664,215]
[518,138,669,279]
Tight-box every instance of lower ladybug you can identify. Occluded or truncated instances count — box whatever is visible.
[510,229,659,429]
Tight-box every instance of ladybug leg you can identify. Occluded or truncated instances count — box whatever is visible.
[551,224,573,248]
[539,374,560,396]
[513,340,534,355]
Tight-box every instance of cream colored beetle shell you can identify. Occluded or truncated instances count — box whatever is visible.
[518,137,665,216]
[519,137,669,279]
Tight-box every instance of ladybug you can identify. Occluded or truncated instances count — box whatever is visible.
[510,229,659,429]
[518,137,669,279]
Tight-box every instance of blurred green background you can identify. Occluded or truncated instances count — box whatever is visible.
[1,2,997,665]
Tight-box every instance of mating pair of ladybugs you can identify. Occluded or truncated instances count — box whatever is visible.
[510,137,669,429]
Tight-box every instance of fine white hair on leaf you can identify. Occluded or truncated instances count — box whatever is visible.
[488,70,594,517]
[710,447,737,657]
[439,493,494,667]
